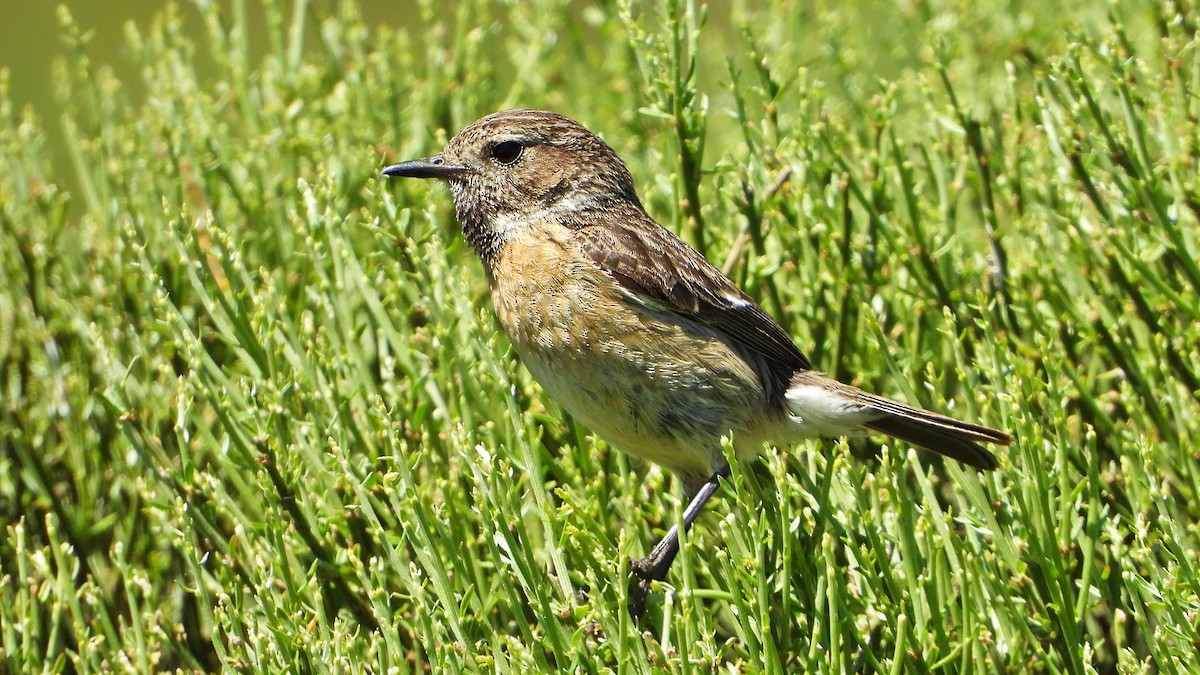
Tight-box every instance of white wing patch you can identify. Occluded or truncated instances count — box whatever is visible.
[784,384,876,438]
[720,292,751,308]
[613,283,677,313]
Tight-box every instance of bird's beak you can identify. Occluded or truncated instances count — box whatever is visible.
[381,156,476,179]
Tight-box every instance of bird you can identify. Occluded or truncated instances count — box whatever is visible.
[381,109,1011,619]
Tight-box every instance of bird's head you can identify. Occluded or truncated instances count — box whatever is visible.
[383,109,641,262]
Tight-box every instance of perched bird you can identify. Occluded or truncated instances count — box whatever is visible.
[382,109,1011,618]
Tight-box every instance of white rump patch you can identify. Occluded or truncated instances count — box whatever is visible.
[784,384,874,437]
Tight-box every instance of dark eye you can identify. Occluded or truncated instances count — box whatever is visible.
[490,140,523,165]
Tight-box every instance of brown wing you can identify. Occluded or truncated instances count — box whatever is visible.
[576,214,812,373]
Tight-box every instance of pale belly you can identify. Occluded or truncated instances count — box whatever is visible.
[492,270,778,477]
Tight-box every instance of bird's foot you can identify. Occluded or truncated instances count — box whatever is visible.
[627,555,671,620]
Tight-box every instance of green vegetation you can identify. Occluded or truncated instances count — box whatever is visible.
[2,0,1198,671]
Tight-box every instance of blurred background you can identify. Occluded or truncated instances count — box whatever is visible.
[0,0,1121,202]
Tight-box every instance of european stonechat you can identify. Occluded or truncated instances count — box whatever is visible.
[383,109,1011,618]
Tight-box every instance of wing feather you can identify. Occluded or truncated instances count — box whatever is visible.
[576,216,811,373]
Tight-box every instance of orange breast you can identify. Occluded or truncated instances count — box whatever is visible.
[487,222,779,476]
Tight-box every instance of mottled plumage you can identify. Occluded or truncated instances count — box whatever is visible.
[383,109,1011,618]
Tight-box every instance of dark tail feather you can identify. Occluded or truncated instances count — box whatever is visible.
[791,373,1012,471]
[865,412,1005,471]
[835,383,1010,471]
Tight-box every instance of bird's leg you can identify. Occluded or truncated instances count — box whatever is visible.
[628,462,732,619]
